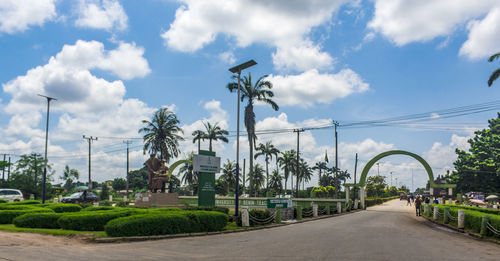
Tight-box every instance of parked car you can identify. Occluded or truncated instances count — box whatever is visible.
[61,191,98,203]
[0,189,24,202]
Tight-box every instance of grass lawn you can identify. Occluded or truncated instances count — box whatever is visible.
[0,224,106,238]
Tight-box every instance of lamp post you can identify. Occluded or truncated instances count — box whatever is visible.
[38,94,56,204]
[229,60,257,218]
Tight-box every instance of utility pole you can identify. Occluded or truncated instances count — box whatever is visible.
[124,140,132,198]
[294,129,304,198]
[376,162,380,175]
[7,156,11,181]
[411,168,414,193]
[83,135,98,190]
[395,177,398,188]
[390,171,393,187]
[2,154,5,180]
[354,153,358,200]
[38,94,56,204]
[333,121,339,198]
[242,158,246,194]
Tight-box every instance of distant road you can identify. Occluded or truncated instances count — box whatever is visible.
[0,200,498,260]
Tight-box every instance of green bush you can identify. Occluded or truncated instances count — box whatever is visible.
[81,206,121,212]
[443,204,500,215]
[13,213,63,228]
[43,203,82,213]
[105,211,228,237]
[148,207,182,213]
[183,206,229,215]
[0,199,7,203]
[7,200,41,205]
[57,210,132,231]
[0,204,37,210]
[0,208,54,224]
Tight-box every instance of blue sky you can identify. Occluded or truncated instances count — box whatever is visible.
[1,0,500,191]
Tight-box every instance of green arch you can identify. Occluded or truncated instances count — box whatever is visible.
[355,150,455,189]
[160,159,192,177]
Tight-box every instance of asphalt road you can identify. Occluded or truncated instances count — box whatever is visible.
[0,200,498,261]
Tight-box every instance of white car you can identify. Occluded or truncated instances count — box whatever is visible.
[0,189,24,202]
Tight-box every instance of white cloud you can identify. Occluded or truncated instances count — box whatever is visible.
[75,0,128,31]
[0,0,56,34]
[430,113,440,119]
[422,134,470,172]
[459,7,500,60]
[368,0,500,59]
[266,69,369,107]
[162,0,344,71]
[218,51,236,65]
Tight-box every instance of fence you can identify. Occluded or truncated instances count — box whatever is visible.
[178,196,346,209]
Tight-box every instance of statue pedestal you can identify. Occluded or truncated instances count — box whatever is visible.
[134,192,179,208]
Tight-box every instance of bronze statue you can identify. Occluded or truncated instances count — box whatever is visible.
[145,155,169,193]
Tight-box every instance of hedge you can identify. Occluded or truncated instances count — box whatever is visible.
[183,206,229,215]
[365,196,398,207]
[42,203,82,213]
[57,210,132,231]
[7,200,41,205]
[0,204,37,210]
[105,211,228,237]
[443,204,500,215]
[13,213,63,229]
[0,199,7,203]
[81,206,120,212]
[148,207,182,213]
[0,208,54,224]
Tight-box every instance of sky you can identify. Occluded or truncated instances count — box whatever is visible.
[1,0,500,191]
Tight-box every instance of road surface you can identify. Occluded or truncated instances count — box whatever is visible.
[0,199,498,260]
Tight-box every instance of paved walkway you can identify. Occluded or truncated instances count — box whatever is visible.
[0,200,498,260]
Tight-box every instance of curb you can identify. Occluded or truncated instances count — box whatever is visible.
[92,209,363,244]
[420,215,500,245]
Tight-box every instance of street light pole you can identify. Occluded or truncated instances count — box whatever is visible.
[38,94,56,204]
[229,60,257,218]
[83,135,98,190]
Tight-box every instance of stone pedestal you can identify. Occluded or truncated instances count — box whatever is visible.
[313,204,318,217]
[241,207,250,227]
[458,210,465,229]
[429,187,434,196]
[109,195,113,202]
[354,199,359,210]
[448,187,453,196]
[134,192,179,208]
[360,187,366,210]
[433,206,439,221]
[337,202,342,214]
[53,198,58,203]
[345,187,350,202]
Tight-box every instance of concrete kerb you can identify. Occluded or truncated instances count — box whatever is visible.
[420,213,500,245]
[92,209,363,244]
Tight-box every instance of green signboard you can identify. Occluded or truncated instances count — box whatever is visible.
[197,150,217,207]
[267,198,292,208]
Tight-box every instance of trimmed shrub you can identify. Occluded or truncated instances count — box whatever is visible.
[0,199,7,203]
[57,210,132,231]
[81,206,121,212]
[148,207,182,213]
[13,213,63,228]
[7,200,41,205]
[443,204,500,215]
[183,206,229,215]
[0,204,37,210]
[0,208,54,224]
[105,211,228,237]
[43,203,82,213]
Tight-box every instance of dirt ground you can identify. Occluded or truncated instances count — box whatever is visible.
[0,230,88,247]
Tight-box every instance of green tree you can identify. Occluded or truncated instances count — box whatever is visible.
[111,178,127,191]
[488,52,500,87]
[312,161,328,186]
[139,107,184,162]
[127,168,149,191]
[297,159,312,191]
[366,175,387,197]
[319,174,335,187]
[227,73,279,188]
[9,154,52,199]
[254,141,280,191]
[269,169,283,194]
[219,160,238,194]
[450,113,500,193]
[100,183,109,201]
[249,163,266,197]
[202,122,229,152]
[178,153,196,195]
[277,150,296,193]
[60,165,79,191]
[191,130,205,152]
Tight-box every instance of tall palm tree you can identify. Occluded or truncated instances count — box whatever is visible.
[220,160,238,194]
[178,153,196,195]
[298,159,312,192]
[249,163,266,197]
[312,161,328,186]
[60,165,79,191]
[488,52,500,87]
[202,121,229,152]
[269,169,283,195]
[227,73,279,186]
[191,130,205,152]
[139,108,184,162]
[277,150,296,194]
[254,141,280,192]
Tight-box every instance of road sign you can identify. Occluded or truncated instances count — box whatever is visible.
[193,154,221,173]
[267,198,292,208]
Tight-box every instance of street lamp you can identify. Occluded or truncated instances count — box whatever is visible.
[38,94,57,204]
[229,60,257,218]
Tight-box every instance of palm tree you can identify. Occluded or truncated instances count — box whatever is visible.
[269,169,283,195]
[337,169,351,192]
[227,73,279,187]
[178,153,196,195]
[488,52,500,87]
[299,159,312,190]
[191,130,205,152]
[60,165,79,191]
[139,108,184,162]
[220,160,239,194]
[277,150,296,194]
[202,122,229,152]
[249,163,266,197]
[254,141,280,192]
[312,161,328,186]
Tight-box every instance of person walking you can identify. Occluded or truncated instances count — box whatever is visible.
[415,196,422,216]
[407,196,411,206]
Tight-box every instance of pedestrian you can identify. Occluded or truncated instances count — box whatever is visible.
[407,196,411,206]
[415,197,422,216]
[425,197,430,204]
[410,194,415,203]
